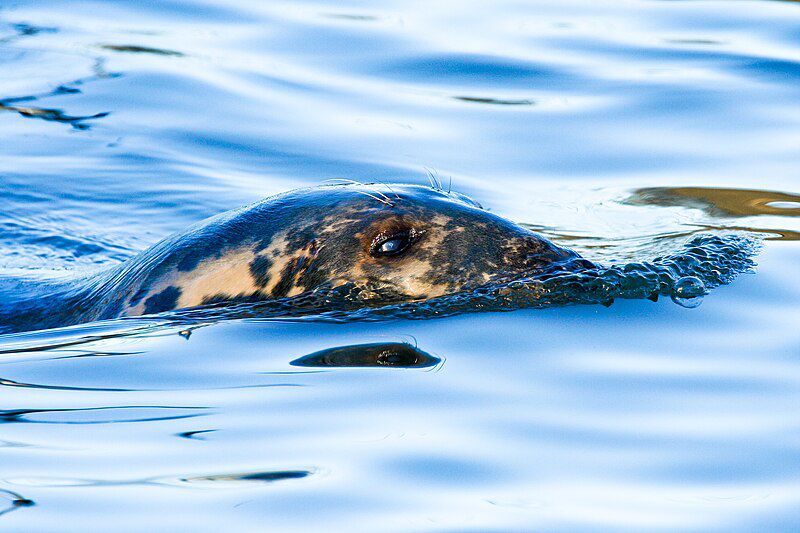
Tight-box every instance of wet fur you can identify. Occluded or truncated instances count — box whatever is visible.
[0,184,577,333]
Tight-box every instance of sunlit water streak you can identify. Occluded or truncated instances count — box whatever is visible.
[1,0,800,531]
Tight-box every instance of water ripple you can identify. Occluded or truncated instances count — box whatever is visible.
[1,0,799,530]
[0,406,209,425]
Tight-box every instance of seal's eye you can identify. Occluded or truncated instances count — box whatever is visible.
[370,231,413,258]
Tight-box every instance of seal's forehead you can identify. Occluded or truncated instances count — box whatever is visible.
[311,183,483,212]
[389,184,481,207]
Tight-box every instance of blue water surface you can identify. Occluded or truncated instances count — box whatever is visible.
[1,0,800,530]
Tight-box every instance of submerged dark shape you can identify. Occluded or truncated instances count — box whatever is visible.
[291,342,439,368]
[0,183,758,334]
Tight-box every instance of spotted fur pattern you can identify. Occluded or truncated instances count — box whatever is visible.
[94,184,576,319]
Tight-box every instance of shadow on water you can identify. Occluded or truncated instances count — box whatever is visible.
[290,342,440,369]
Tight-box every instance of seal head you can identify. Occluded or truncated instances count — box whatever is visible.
[115,183,577,316]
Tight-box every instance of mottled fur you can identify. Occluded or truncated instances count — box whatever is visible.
[0,183,578,332]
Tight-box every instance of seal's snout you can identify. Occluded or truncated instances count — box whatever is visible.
[500,233,576,275]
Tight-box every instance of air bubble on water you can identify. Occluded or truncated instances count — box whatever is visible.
[670,276,705,308]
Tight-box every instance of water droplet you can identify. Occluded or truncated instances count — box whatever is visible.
[670,276,705,308]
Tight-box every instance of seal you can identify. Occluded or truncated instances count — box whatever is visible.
[0,183,583,333]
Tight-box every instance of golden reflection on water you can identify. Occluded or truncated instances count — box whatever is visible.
[629,186,800,241]
[627,187,800,217]
[630,187,800,217]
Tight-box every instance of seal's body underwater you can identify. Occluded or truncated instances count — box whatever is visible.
[0,183,581,333]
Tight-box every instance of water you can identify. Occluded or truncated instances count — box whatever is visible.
[1,0,800,530]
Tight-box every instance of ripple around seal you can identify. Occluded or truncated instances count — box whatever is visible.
[160,232,760,325]
[0,318,169,354]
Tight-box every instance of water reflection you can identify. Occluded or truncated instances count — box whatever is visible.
[0,406,207,425]
[99,44,184,57]
[0,102,107,130]
[176,429,216,440]
[453,95,534,106]
[0,489,34,518]
[8,470,314,489]
[0,319,169,355]
[629,187,800,218]
[319,13,380,22]
[0,22,56,44]
[290,342,440,369]
[692,224,800,241]
[0,376,132,392]
[0,46,115,131]
[176,470,314,487]
[1,0,800,530]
